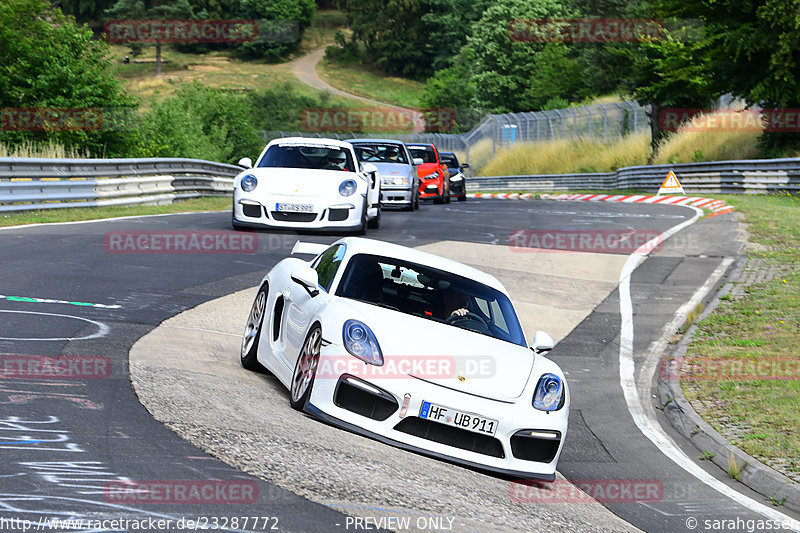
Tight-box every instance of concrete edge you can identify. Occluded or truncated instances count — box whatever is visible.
[657,256,800,513]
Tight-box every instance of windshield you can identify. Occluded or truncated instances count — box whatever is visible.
[407,145,437,163]
[335,253,526,346]
[257,143,356,172]
[353,143,408,164]
[440,153,458,168]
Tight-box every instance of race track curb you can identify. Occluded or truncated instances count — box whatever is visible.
[467,192,734,215]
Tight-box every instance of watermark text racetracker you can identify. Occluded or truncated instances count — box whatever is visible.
[1,355,111,380]
[316,355,496,380]
[509,18,703,43]
[1,108,136,132]
[104,230,257,254]
[509,479,663,503]
[661,355,800,382]
[104,480,257,504]
[660,107,800,132]
[300,107,457,133]
[104,19,299,44]
[508,229,698,254]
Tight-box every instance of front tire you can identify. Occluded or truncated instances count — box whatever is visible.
[356,199,368,235]
[290,324,322,410]
[368,204,381,229]
[241,285,268,372]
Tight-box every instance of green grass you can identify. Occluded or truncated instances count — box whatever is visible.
[317,56,425,109]
[0,197,231,227]
[681,193,800,475]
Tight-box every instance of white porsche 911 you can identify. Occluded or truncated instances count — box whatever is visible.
[240,237,569,480]
[232,137,381,234]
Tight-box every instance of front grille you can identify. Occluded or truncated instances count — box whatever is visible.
[328,208,349,222]
[270,211,317,222]
[394,417,505,458]
[510,430,561,463]
[334,376,398,421]
[242,204,262,218]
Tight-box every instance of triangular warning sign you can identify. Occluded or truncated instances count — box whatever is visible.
[658,170,685,195]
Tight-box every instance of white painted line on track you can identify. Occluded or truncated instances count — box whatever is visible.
[0,310,110,341]
[617,208,800,529]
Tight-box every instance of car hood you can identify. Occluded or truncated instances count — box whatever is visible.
[326,298,535,401]
[370,162,413,175]
[245,167,363,197]
[415,162,440,178]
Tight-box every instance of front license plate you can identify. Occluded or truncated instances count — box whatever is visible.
[419,401,498,436]
[276,202,313,213]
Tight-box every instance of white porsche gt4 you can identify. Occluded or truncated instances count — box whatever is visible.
[232,138,381,234]
[240,238,569,480]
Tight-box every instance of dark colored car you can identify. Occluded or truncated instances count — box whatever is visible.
[439,151,469,201]
[406,143,450,204]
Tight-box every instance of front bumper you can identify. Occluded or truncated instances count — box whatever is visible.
[418,179,442,199]
[233,194,364,230]
[307,350,568,479]
[380,185,413,206]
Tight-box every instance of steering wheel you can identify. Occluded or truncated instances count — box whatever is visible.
[445,311,489,331]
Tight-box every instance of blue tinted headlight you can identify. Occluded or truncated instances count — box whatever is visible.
[241,174,257,192]
[343,319,383,365]
[533,373,564,411]
[339,179,357,196]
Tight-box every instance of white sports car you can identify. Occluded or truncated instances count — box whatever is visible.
[232,137,381,233]
[240,237,569,480]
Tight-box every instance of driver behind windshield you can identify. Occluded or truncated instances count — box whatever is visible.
[326,150,348,171]
[441,289,470,319]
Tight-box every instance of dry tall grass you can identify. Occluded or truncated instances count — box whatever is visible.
[653,110,763,164]
[0,141,89,159]
[478,131,650,176]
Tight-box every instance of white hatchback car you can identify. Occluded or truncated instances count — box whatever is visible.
[232,137,381,233]
[240,237,569,480]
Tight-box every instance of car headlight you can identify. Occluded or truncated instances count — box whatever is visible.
[343,319,383,365]
[339,179,357,196]
[241,174,257,192]
[385,176,409,186]
[533,373,564,411]
[424,171,440,180]
[450,173,463,181]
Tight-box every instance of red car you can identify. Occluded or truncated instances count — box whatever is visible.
[406,143,451,204]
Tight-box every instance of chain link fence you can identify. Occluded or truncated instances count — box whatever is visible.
[262,100,651,172]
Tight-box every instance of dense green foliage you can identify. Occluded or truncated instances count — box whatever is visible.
[0,0,136,156]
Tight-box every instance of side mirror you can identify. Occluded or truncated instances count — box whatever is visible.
[413,157,424,166]
[531,331,554,354]
[461,163,470,169]
[291,267,320,297]
[362,163,378,174]
[238,157,253,169]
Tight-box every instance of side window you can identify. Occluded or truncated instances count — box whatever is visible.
[313,245,346,292]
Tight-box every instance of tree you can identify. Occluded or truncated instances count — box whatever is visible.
[104,0,195,75]
[655,0,800,153]
[236,0,316,60]
[0,0,136,156]
[463,0,573,112]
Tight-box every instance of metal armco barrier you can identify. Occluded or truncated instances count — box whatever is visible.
[0,157,240,212]
[469,158,800,194]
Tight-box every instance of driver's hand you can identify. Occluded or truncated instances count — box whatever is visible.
[450,308,468,317]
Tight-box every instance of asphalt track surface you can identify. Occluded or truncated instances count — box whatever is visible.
[1,198,798,532]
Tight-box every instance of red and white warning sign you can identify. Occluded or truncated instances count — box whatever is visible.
[658,170,685,195]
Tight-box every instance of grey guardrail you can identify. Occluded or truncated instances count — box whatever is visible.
[468,157,800,193]
[0,157,240,212]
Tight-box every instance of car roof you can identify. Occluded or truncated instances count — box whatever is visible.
[406,143,435,147]
[266,137,354,150]
[333,237,507,293]
[349,139,407,145]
